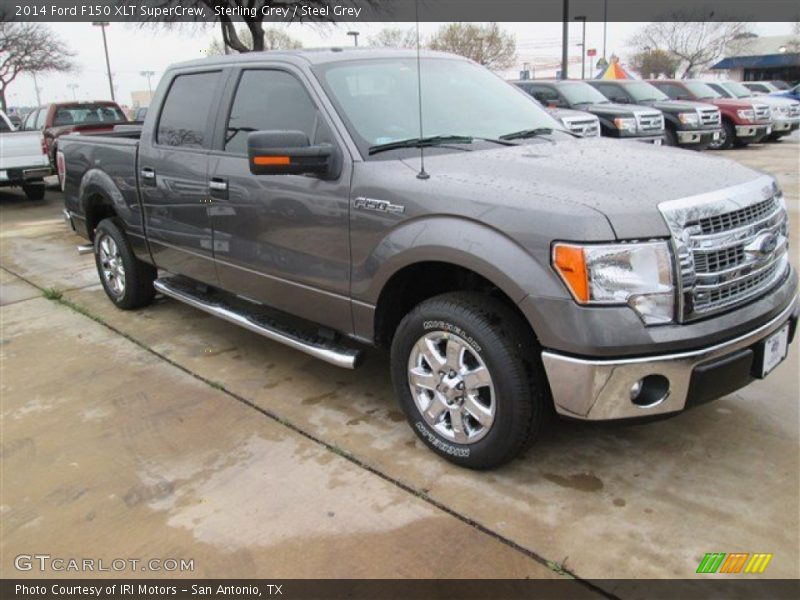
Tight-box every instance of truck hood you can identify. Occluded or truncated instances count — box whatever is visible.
[580,102,641,116]
[743,94,799,108]
[400,136,766,239]
[646,99,717,112]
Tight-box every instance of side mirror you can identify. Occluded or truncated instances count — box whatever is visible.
[248,130,333,177]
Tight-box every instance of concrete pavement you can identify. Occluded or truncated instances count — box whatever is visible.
[1,135,798,586]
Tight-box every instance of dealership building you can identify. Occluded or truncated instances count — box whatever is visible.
[711,35,800,83]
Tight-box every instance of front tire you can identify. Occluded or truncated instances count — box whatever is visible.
[710,120,735,150]
[664,127,678,147]
[22,181,45,200]
[94,218,156,310]
[390,292,548,469]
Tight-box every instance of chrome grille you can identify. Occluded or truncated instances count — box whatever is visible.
[699,108,721,127]
[562,116,600,137]
[659,177,790,322]
[789,104,800,118]
[689,197,777,234]
[753,104,772,121]
[635,111,664,132]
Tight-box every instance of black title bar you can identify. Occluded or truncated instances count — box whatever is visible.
[2,0,800,23]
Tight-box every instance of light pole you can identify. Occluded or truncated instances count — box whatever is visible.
[603,0,608,60]
[67,84,79,100]
[140,70,155,98]
[92,22,115,102]
[347,31,359,47]
[575,16,587,80]
[561,0,569,79]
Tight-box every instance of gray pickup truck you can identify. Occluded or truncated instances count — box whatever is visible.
[60,49,797,469]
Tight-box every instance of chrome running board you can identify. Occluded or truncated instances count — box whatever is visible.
[153,277,363,369]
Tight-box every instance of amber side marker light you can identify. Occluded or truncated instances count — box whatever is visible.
[253,156,291,165]
[553,244,589,303]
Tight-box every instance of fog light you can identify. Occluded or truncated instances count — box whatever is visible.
[630,375,670,407]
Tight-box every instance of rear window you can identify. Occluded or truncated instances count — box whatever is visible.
[157,71,221,148]
[52,104,127,126]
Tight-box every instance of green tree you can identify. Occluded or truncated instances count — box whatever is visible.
[427,23,516,70]
[629,48,680,79]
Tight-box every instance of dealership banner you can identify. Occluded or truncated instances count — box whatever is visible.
[1,0,799,23]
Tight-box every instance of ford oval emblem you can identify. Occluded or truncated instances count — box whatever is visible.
[747,232,779,257]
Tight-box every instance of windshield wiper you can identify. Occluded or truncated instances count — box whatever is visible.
[499,127,554,141]
[368,135,473,155]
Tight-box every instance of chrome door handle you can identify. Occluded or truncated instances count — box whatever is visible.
[140,168,155,179]
[208,180,227,191]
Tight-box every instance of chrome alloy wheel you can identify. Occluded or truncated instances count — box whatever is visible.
[97,234,126,297]
[407,331,496,444]
[710,127,726,149]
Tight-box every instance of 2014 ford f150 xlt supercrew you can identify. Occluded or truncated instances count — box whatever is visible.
[60,49,798,469]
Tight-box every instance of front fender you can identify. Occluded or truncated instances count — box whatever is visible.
[352,215,564,308]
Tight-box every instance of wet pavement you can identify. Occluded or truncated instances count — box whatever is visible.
[1,134,798,586]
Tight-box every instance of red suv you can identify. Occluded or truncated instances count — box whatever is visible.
[21,101,128,168]
[647,80,773,150]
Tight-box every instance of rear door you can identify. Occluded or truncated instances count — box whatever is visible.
[138,69,225,286]
[206,66,353,333]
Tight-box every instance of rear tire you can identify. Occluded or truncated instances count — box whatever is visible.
[390,292,549,470]
[94,218,156,310]
[22,181,45,201]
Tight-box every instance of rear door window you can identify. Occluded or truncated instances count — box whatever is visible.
[157,71,221,148]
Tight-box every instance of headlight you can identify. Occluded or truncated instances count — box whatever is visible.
[678,112,700,126]
[737,109,755,121]
[613,117,637,133]
[553,241,675,325]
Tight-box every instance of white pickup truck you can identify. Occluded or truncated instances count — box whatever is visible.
[0,110,50,200]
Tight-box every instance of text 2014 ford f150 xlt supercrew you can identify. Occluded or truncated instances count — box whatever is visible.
[59,50,798,469]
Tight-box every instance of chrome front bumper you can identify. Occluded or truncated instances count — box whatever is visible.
[735,124,771,137]
[677,129,721,144]
[541,295,798,420]
[771,117,800,131]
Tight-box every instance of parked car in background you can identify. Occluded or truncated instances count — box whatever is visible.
[544,107,600,137]
[741,81,780,95]
[648,80,773,150]
[22,101,128,168]
[0,109,50,200]
[767,80,791,91]
[773,83,800,102]
[514,80,664,143]
[705,80,800,142]
[587,79,721,150]
[60,49,797,469]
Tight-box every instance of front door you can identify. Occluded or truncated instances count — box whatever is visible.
[138,70,223,286]
[207,68,352,333]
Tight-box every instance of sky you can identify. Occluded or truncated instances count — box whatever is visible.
[5,21,794,110]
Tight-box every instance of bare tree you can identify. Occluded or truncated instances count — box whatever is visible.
[629,18,751,78]
[428,23,516,70]
[205,26,302,56]
[144,1,374,54]
[629,49,680,79]
[368,27,417,49]
[0,22,76,111]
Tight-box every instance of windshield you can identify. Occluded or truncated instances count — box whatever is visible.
[622,81,669,102]
[314,58,561,157]
[722,81,753,98]
[52,104,127,126]
[684,82,721,100]
[557,82,610,105]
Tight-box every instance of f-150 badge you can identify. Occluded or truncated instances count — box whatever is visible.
[353,197,405,215]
